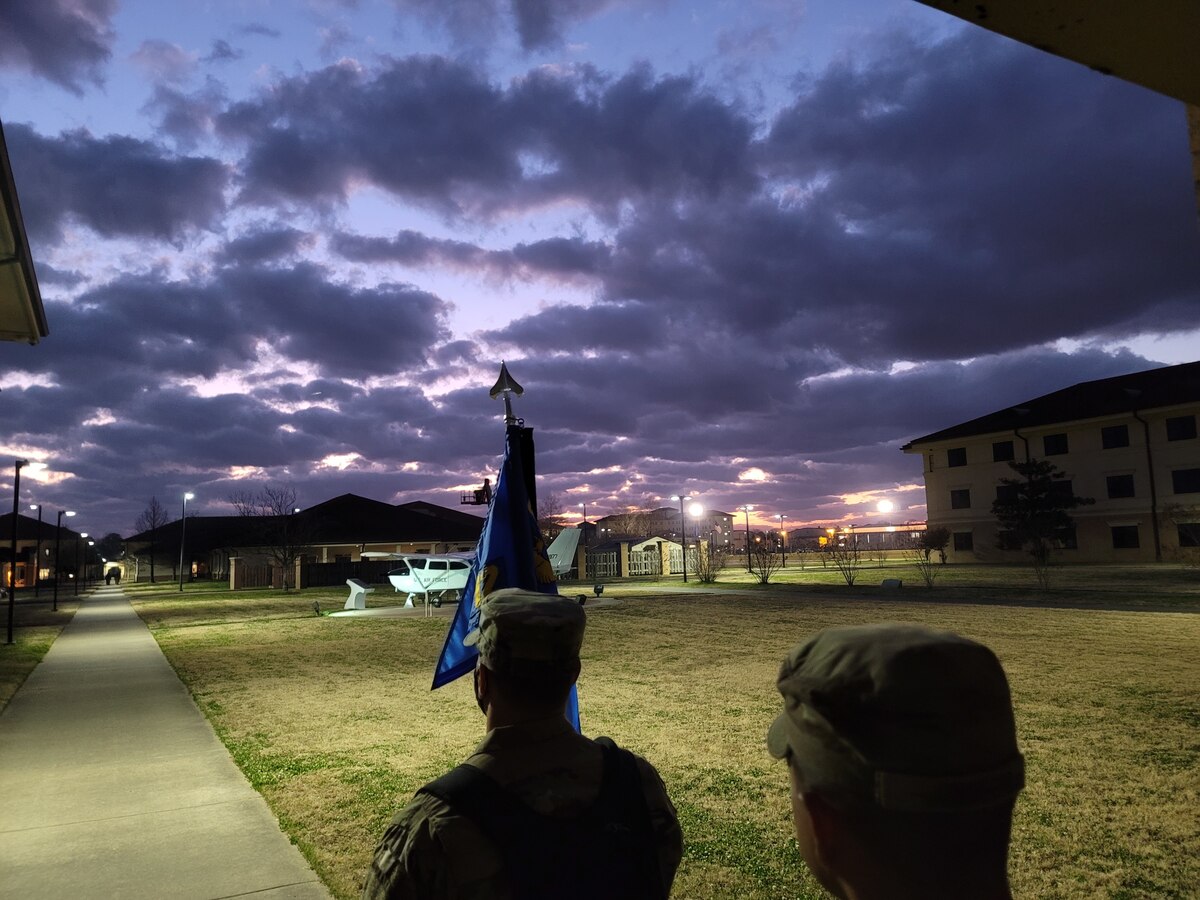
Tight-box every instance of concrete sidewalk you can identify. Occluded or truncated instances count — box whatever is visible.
[0,585,331,899]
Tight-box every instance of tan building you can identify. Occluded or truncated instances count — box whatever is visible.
[902,362,1200,563]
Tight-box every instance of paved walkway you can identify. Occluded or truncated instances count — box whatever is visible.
[0,585,331,899]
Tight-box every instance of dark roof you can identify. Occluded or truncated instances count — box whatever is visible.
[0,117,49,344]
[125,494,483,550]
[0,512,81,542]
[903,360,1200,449]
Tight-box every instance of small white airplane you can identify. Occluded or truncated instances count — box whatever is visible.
[361,551,474,608]
[359,528,583,608]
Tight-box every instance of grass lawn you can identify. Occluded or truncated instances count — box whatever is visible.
[0,592,84,710]
[126,570,1200,899]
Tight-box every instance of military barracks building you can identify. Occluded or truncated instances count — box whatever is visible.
[903,361,1200,564]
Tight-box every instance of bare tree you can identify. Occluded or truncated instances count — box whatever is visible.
[905,533,941,589]
[694,545,729,584]
[537,492,566,539]
[750,541,784,584]
[827,534,863,586]
[135,496,170,583]
[602,507,656,537]
[229,484,313,590]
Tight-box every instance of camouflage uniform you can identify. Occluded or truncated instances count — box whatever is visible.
[363,590,682,899]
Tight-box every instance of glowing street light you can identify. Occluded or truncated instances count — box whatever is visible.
[75,532,88,596]
[179,492,195,592]
[778,513,787,567]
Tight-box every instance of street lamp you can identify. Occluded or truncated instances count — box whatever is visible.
[179,492,194,592]
[6,459,28,644]
[75,532,88,596]
[53,510,75,612]
[29,504,42,598]
[577,501,589,545]
[671,494,690,582]
[778,513,787,568]
[737,505,753,572]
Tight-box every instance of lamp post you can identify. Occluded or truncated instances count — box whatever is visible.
[737,505,753,572]
[6,459,28,644]
[671,494,690,582]
[179,492,194,592]
[75,532,87,596]
[29,504,42,598]
[578,501,588,545]
[87,540,95,587]
[778,513,787,568]
[53,510,75,612]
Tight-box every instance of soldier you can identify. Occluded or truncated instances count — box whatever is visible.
[767,623,1025,899]
[363,588,682,899]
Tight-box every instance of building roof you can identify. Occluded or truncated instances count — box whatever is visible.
[903,360,1200,449]
[0,118,48,344]
[125,493,484,550]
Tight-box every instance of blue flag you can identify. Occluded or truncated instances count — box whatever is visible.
[432,426,580,730]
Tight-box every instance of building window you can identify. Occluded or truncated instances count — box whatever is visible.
[995,484,1018,504]
[1172,469,1200,494]
[947,447,967,467]
[1111,525,1140,549]
[1101,424,1129,449]
[953,532,974,552]
[1043,433,1069,456]
[992,440,1015,462]
[997,530,1021,551]
[1106,474,1135,499]
[950,489,971,509]
[1056,527,1078,550]
[1049,479,1074,500]
[1166,415,1197,442]
[1179,525,1200,548]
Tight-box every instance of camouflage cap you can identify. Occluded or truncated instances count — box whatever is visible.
[465,588,585,675]
[767,623,1024,812]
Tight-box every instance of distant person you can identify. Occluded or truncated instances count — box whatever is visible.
[363,589,682,900]
[767,623,1025,900]
[105,570,112,585]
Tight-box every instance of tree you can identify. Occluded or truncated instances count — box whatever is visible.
[694,545,729,584]
[750,541,784,584]
[135,496,169,583]
[905,533,941,589]
[537,492,566,539]
[827,534,863,586]
[920,526,951,564]
[601,508,656,538]
[991,459,1094,588]
[229,484,313,591]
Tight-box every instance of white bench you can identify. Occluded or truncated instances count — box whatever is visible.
[344,578,375,610]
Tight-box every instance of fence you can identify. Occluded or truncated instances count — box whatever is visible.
[301,560,396,588]
[239,564,274,589]
[628,550,661,576]
[585,551,620,579]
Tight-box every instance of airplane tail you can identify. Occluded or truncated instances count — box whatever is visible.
[547,527,582,577]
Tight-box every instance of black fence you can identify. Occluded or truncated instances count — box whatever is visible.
[302,560,395,588]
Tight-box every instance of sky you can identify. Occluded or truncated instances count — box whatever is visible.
[1,0,1197,541]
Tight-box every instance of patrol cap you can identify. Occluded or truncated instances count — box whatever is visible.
[767,623,1024,813]
[465,588,585,675]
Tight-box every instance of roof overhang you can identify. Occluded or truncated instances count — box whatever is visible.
[0,119,48,345]
[913,2,1200,107]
